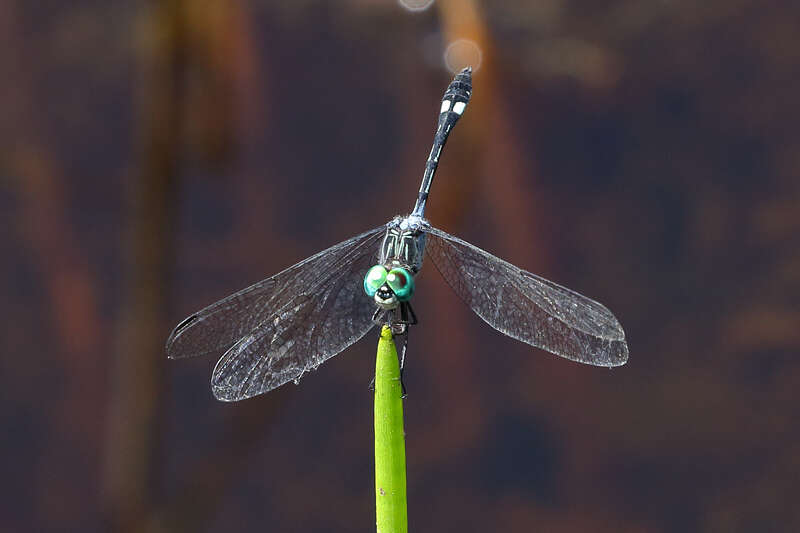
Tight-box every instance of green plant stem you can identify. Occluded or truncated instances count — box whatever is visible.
[374,326,408,533]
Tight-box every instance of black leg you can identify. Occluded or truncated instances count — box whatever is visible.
[399,303,409,324]
[398,325,409,398]
[406,302,418,325]
[372,303,416,397]
[389,308,406,335]
[394,302,418,326]
[397,319,408,370]
[368,310,384,392]
[372,307,385,326]
[368,320,405,395]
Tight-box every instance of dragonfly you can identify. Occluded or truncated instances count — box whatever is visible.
[166,67,629,401]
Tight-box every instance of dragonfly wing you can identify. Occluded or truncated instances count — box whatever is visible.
[166,225,386,399]
[210,240,382,400]
[424,226,628,367]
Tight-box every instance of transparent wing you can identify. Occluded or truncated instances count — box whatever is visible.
[425,226,628,367]
[166,225,386,400]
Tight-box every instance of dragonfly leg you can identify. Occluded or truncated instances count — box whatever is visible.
[378,306,410,397]
[390,307,407,335]
[371,307,384,325]
[406,302,418,325]
[369,311,406,395]
[394,304,413,397]
[370,308,406,393]
[367,335,406,397]
[398,327,408,398]
[391,302,417,330]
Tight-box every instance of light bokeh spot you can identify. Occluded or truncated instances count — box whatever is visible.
[444,39,483,73]
[398,0,435,12]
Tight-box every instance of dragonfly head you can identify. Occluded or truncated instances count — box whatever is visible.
[364,264,415,310]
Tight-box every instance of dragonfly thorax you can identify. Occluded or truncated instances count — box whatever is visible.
[379,216,428,274]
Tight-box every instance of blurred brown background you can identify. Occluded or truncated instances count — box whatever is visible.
[2,1,799,532]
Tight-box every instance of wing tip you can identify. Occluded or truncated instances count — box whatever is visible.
[212,385,240,402]
[602,339,629,367]
[165,314,200,358]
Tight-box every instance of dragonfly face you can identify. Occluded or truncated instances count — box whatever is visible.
[364,264,414,309]
[363,216,428,309]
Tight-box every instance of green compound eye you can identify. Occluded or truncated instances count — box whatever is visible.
[386,268,414,301]
[364,265,388,297]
